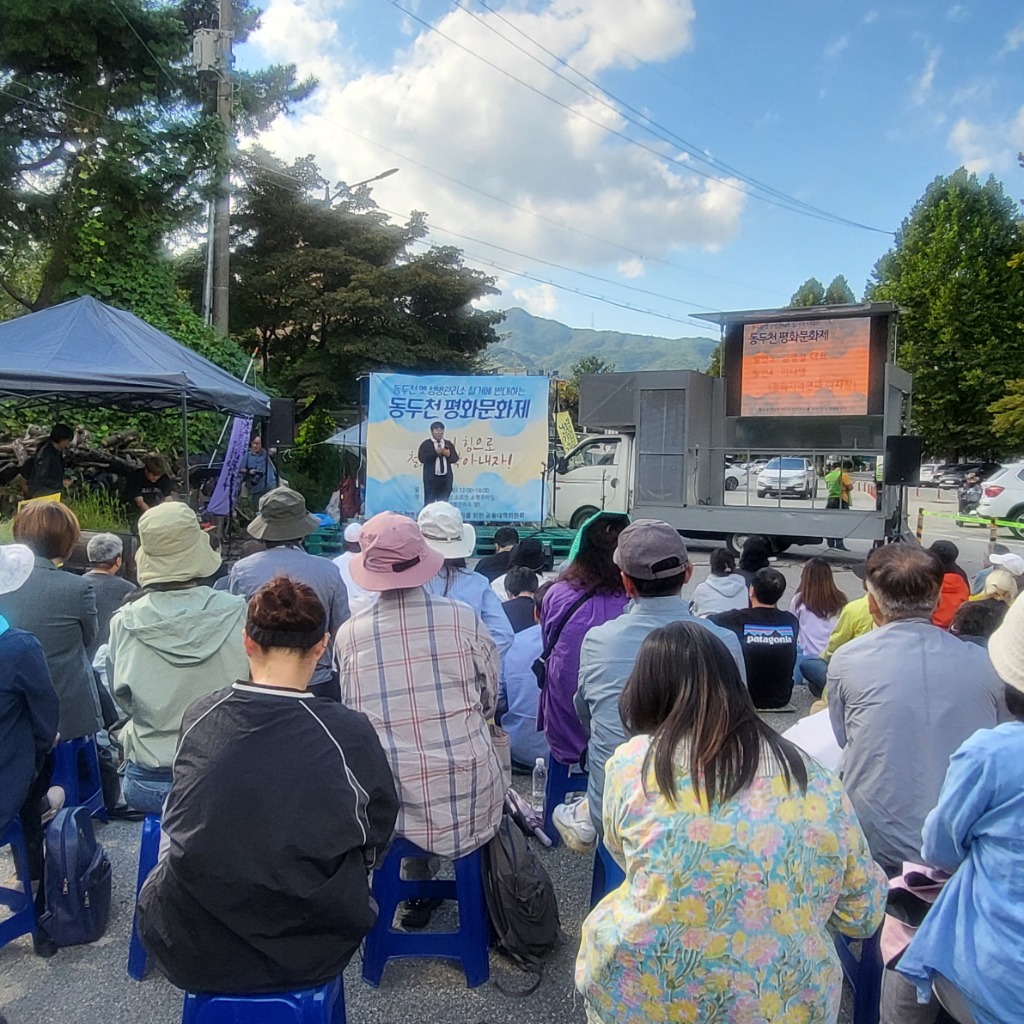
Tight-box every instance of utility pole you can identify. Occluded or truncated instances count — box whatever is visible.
[211,0,233,336]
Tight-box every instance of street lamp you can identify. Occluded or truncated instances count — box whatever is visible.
[328,167,399,204]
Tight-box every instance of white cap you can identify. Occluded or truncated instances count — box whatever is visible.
[989,551,1024,576]
[536,757,545,766]
[989,592,1024,693]
[343,522,363,544]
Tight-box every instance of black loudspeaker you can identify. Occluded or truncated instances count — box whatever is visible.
[884,435,923,486]
[267,398,295,448]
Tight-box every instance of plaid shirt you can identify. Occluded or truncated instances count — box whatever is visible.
[335,587,504,859]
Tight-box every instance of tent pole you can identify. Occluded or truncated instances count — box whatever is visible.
[181,386,191,508]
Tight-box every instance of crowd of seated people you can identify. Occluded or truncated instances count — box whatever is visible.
[3,494,1023,1024]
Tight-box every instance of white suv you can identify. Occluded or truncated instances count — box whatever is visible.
[975,462,1024,537]
[757,457,817,500]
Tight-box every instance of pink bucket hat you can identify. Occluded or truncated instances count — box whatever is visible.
[348,512,443,592]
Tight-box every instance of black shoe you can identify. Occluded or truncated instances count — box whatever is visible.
[399,898,443,930]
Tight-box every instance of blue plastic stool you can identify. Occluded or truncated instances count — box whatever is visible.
[588,841,626,908]
[182,976,346,1023]
[542,754,588,848]
[362,837,489,988]
[834,927,883,1024]
[51,736,107,822]
[127,813,162,980]
[0,816,35,949]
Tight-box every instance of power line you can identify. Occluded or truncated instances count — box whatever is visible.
[406,238,720,335]
[109,0,185,93]
[378,205,719,312]
[398,0,891,234]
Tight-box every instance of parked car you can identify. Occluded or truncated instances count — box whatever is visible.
[757,457,817,499]
[919,462,946,485]
[975,463,1024,537]
[935,462,1002,489]
[724,465,747,491]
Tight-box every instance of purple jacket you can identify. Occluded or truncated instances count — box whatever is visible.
[537,581,628,764]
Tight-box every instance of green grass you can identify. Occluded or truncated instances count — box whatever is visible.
[67,489,132,533]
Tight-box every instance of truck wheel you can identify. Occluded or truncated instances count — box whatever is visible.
[771,539,792,554]
[570,506,600,531]
[724,476,739,491]
[756,490,767,499]
[726,533,750,557]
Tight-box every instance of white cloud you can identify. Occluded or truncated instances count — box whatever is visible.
[1001,21,1024,54]
[616,258,645,279]
[246,0,745,279]
[910,44,941,106]
[948,106,1024,173]
[512,283,559,316]
[824,34,849,59]
[945,4,968,22]
[863,9,878,24]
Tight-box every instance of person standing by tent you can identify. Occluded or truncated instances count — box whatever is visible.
[418,422,459,506]
[239,435,278,503]
[25,423,73,498]
[825,460,852,551]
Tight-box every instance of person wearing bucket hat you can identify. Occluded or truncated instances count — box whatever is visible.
[538,511,630,771]
[419,502,513,660]
[227,487,350,701]
[895,598,1024,1024]
[970,545,1024,595]
[0,543,62,883]
[108,502,248,813]
[0,500,102,743]
[336,512,506,927]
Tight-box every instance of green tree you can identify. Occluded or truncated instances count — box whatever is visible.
[788,277,826,307]
[989,379,1024,450]
[205,153,504,412]
[823,274,856,305]
[0,0,310,321]
[867,169,1024,457]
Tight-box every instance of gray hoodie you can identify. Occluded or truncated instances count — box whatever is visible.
[109,588,248,769]
[690,573,749,617]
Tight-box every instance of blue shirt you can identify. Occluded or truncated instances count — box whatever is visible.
[227,547,349,685]
[898,722,1024,1024]
[424,568,514,660]
[239,449,278,497]
[497,624,548,768]
[574,596,747,834]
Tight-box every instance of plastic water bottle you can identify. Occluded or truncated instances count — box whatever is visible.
[531,757,547,815]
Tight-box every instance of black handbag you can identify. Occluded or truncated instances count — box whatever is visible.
[532,589,595,688]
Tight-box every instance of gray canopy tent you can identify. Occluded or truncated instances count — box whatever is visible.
[0,295,271,488]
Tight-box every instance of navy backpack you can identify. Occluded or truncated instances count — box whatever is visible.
[38,806,112,948]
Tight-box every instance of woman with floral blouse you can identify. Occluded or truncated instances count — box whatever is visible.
[576,621,886,1024]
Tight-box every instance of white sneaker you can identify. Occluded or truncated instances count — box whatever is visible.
[552,795,597,853]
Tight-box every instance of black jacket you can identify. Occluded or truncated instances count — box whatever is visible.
[475,550,512,583]
[0,628,59,831]
[27,442,65,497]
[417,437,459,482]
[137,682,399,993]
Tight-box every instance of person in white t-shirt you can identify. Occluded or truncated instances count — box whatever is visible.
[333,523,376,617]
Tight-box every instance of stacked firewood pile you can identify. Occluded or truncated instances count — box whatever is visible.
[0,424,150,482]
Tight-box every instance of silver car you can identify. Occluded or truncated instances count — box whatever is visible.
[757,457,817,499]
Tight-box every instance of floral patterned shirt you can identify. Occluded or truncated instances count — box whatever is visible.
[576,735,886,1024]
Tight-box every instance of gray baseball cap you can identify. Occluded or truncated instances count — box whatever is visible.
[613,519,689,580]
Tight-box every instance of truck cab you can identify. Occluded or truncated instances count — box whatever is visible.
[551,434,631,529]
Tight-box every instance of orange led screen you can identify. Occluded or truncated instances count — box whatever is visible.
[740,317,871,417]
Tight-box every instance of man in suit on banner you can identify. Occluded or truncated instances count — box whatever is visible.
[418,421,459,506]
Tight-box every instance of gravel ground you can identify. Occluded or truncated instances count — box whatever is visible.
[3,539,957,1024]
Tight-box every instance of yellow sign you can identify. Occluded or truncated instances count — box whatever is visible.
[555,411,578,454]
[17,493,61,512]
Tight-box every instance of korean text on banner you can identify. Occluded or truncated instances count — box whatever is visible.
[207,416,253,516]
[555,411,578,455]
[365,373,549,522]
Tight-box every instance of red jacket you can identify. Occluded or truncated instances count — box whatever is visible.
[932,572,969,629]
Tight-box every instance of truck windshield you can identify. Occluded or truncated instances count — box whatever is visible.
[764,458,805,470]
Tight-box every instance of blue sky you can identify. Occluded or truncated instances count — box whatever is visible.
[239,1,1024,342]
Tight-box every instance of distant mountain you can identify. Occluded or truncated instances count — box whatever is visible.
[485,307,718,377]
